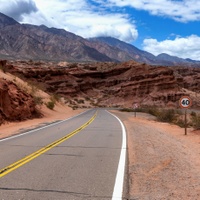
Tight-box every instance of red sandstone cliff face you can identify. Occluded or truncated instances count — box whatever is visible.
[4,60,200,109]
[172,67,200,93]
[0,78,40,124]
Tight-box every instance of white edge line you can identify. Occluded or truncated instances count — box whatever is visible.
[107,111,127,200]
[0,109,91,143]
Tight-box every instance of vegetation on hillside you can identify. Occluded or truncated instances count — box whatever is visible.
[120,106,200,130]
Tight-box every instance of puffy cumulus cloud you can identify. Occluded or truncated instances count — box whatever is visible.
[143,35,200,60]
[0,0,138,42]
[0,0,38,21]
[107,0,200,22]
[62,12,138,42]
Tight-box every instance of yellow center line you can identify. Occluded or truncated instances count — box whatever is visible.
[0,111,97,178]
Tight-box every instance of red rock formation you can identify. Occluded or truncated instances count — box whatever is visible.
[0,78,41,124]
[4,60,200,108]
[172,67,200,93]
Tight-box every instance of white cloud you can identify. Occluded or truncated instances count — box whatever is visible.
[143,35,200,60]
[107,0,200,22]
[0,0,138,42]
[0,0,38,21]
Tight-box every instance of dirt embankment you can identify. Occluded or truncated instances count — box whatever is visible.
[0,62,83,139]
[113,111,200,200]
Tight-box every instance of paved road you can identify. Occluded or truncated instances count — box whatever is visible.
[0,109,127,200]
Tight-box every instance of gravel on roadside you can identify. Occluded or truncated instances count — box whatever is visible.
[113,111,200,200]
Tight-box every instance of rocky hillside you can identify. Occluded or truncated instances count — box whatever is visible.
[89,37,159,64]
[0,13,112,62]
[1,12,200,66]
[0,71,41,125]
[3,60,200,109]
[90,37,200,66]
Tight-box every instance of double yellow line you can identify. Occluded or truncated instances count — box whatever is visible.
[0,111,97,178]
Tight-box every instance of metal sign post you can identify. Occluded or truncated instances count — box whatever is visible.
[179,96,192,135]
[184,109,187,135]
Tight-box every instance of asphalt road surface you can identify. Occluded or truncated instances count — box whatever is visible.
[0,109,127,200]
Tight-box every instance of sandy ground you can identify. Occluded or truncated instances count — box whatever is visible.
[113,111,200,200]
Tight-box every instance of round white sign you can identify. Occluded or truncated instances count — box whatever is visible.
[179,96,192,108]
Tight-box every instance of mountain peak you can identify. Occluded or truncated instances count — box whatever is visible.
[157,53,190,64]
[0,12,19,28]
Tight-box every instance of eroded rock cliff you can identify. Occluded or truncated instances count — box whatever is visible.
[0,78,41,124]
[4,60,200,108]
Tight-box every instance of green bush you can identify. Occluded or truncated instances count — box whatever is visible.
[46,101,55,110]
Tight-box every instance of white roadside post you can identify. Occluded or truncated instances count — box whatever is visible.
[133,103,138,117]
[179,96,192,135]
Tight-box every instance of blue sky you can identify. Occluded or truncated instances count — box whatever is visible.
[0,0,200,60]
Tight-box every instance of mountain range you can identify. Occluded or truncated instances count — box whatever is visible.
[0,12,199,66]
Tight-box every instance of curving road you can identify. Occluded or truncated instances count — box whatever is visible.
[0,109,127,200]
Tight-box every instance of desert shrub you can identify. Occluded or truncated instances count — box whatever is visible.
[33,96,43,106]
[77,99,84,104]
[16,82,29,93]
[0,65,6,73]
[0,65,7,73]
[0,60,7,73]
[85,97,91,101]
[44,74,51,81]
[191,111,197,117]
[139,106,177,123]
[13,76,17,82]
[68,63,78,68]
[120,107,146,113]
[35,61,42,66]
[52,94,61,102]
[144,106,160,117]
[191,113,200,129]
[156,109,176,123]
[72,105,78,110]
[74,98,78,102]
[120,108,134,112]
[175,118,185,128]
[134,107,145,112]
[46,101,55,110]
[30,85,39,96]
[176,109,183,115]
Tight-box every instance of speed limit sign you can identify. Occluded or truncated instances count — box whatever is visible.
[179,96,192,108]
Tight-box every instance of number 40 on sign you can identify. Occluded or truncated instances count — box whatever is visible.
[179,96,192,136]
[179,96,192,109]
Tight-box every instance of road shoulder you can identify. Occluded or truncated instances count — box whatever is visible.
[112,110,200,199]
